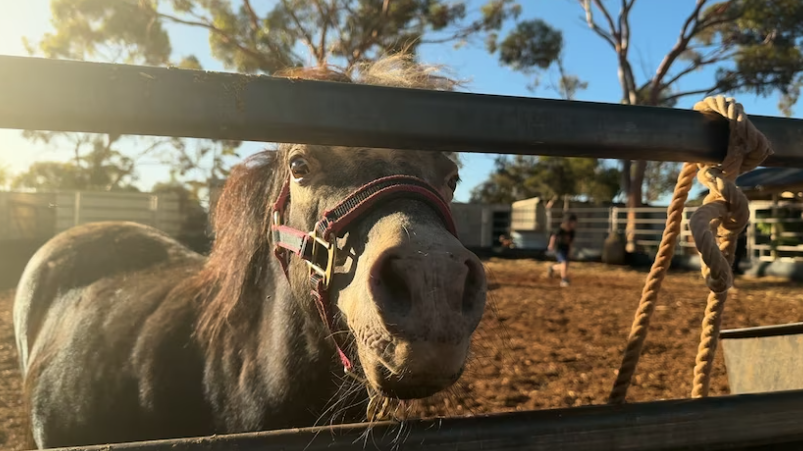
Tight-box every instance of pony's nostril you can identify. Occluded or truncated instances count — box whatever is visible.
[462,258,485,314]
[372,255,413,317]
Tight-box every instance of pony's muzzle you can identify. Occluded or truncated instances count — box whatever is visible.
[362,244,487,399]
[368,245,487,320]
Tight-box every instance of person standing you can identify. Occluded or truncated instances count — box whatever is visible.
[547,213,577,287]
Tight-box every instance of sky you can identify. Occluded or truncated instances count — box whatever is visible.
[0,0,797,203]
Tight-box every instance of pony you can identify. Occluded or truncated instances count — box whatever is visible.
[13,54,488,449]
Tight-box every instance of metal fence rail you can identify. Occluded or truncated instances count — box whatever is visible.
[47,390,803,451]
[2,55,803,165]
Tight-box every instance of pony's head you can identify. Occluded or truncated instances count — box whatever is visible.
[204,54,487,401]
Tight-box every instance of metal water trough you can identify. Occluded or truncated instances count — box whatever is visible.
[4,55,803,450]
[721,322,803,394]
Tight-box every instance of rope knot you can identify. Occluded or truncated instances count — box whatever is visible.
[693,96,773,177]
[690,96,772,294]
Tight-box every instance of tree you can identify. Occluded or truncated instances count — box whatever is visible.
[12,132,155,191]
[160,137,241,205]
[472,29,617,206]
[12,162,84,191]
[469,155,621,204]
[11,158,140,192]
[31,0,522,75]
[490,0,803,249]
[25,0,523,198]
[20,0,178,193]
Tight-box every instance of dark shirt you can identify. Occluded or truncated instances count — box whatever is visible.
[552,227,575,253]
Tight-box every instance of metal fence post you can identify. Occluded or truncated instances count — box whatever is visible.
[73,191,81,227]
[748,203,757,263]
[609,206,618,235]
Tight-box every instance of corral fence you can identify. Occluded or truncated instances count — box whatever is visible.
[0,190,182,240]
[3,55,803,450]
[748,200,803,262]
[0,190,193,289]
[506,199,698,260]
[543,205,698,258]
[533,202,803,265]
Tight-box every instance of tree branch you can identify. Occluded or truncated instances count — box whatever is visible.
[312,0,330,62]
[619,0,633,55]
[134,137,172,160]
[242,0,260,37]
[592,0,619,41]
[279,0,322,64]
[649,0,708,104]
[578,0,637,104]
[661,83,731,104]
[664,77,766,105]
[578,0,617,49]
[697,0,739,31]
[661,49,736,89]
[127,2,292,71]
[348,0,392,63]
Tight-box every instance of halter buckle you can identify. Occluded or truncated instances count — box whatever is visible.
[306,229,337,289]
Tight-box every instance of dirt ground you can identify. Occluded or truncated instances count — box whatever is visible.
[3,259,803,450]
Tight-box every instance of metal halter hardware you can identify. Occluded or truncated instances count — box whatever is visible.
[270,174,458,372]
[307,229,337,289]
[272,210,338,290]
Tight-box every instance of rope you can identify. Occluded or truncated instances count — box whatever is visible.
[607,96,773,404]
[607,163,697,404]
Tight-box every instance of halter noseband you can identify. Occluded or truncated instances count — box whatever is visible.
[270,174,458,373]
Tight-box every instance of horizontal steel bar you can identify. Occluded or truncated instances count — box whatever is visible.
[721,322,803,340]
[2,56,803,166]
[45,390,803,451]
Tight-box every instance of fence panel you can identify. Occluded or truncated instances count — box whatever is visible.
[0,191,56,240]
[52,191,183,237]
[749,201,803,262]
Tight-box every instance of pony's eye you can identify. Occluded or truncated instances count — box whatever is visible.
[447,174,460,192]
[289,157,310,180]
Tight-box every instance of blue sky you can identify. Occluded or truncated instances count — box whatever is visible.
[0,0,796,202]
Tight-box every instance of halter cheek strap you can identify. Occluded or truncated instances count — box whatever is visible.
[270,174,458,372]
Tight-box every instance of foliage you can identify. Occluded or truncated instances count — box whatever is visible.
[11,133,145,191]
[485,0,803,208]
[22,0,523,198]
[31,0,522,75]
[161,138,241,201]
[469,155,620,204]
[643,161,681,204]
[23,0,171,65]
[474,15,600,206]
